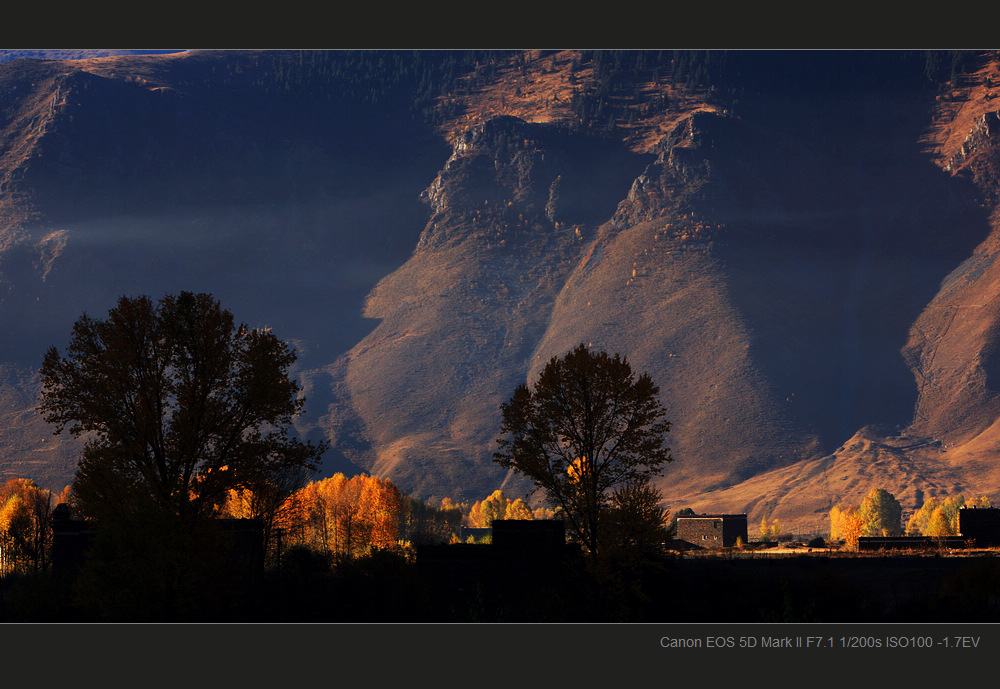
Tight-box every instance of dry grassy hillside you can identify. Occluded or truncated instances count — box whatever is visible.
[663,53,1000,533]
[435,49,720,155]
[325,51,1000,530]
[2,50,1000,538]
[0,50,452,490]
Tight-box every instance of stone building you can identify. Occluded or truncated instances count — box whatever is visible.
[676,513,748,549]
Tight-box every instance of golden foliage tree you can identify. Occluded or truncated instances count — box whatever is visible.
[506,497,533,521]
[361,475,408,551]
[755,515,781,542]
[925,507,953,539]
[532,505,560,520]
[0,478,57,574]
[905,495,991,538]
[220,459,312,564]
[906,497,935,536]
[858,487,902,537]
[830,503,863,550]
[294,473,408,559]
[467,489,536,528]
[467,490,504,528]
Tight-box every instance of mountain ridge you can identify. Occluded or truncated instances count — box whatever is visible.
[1,50,998,534]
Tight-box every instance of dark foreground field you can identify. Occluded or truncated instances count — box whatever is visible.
[663,551,1000,622]
[3,546,997,623]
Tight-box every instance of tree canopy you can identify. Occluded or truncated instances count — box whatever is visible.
[493,343,672,563]
[858,487,903,537]
[0,478,61,575]
[906,494,991,538]
[831,487,905,548]
[38,292,325,524]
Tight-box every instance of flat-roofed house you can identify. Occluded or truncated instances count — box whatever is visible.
[676,513,748,549]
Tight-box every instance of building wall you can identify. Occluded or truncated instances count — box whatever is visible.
[677,515,748,549]
[959,507,1000,546]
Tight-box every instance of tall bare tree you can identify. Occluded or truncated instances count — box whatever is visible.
[494,344,672,564]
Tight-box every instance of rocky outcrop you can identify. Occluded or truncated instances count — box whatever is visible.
[943,110,1000,174]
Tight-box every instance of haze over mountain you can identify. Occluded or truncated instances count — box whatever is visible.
[2,49,999,533]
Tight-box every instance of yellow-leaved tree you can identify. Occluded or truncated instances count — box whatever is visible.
[0,478,60,574]
[220,459,312,566]
[831,488,902,549]
[468,489,509,528]
[858,487,902,537]
[467,489,536,529]
[830,503,863,550]
[905,495,991,538]
[290,473,408,559]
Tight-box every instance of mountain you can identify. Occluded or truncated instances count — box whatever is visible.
[0,50,188,65]
[1,49,999,534]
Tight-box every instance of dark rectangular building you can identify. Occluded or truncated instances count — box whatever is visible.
[959,506,1000,546]
[676,514,748,549]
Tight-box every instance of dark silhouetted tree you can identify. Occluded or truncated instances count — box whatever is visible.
[494,343,672,564]
[222,459,313,567]
[599,476,673,563]
[38,292,326,620]
[405,496,463,545]
[38,292,325,525]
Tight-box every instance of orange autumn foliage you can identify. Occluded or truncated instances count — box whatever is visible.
[294,473,408,558]
[466,489,537,528]
[830,503,863,550]
[0,478,61,574]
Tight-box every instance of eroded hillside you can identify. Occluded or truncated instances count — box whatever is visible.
[661,52,1000,531]
[326,51,1000,536]
[2,50,1000,535]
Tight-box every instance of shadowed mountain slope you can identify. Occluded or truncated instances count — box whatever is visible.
[0,50,452,485]
[2,50,1000,534]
